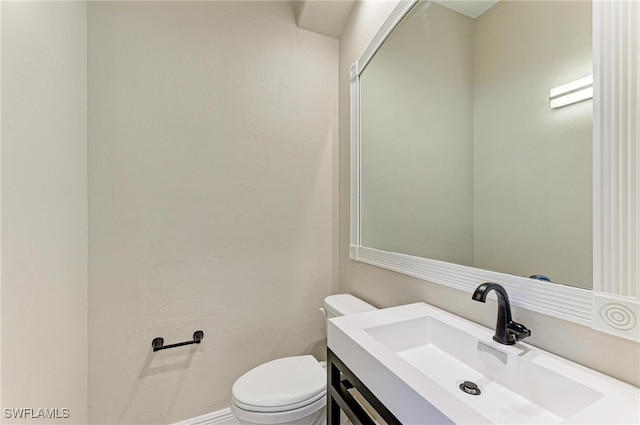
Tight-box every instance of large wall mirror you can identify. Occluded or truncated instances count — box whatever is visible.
[350,0,639,340]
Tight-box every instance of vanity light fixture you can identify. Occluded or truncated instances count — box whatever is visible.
[549,75,593,108]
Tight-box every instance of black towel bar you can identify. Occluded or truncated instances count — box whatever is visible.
[152,330,204,352]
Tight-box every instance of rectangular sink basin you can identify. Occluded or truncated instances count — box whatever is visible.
[366,315,601,424]
[328,303,640,424]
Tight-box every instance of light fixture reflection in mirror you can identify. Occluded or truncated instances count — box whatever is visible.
[359,0,593,289]
[550,75,594,109]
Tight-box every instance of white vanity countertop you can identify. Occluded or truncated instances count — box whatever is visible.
[328,302,640,425]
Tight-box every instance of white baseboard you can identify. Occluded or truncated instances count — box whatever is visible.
[172,407,237,425]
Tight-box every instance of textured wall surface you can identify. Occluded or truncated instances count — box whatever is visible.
[88,2,338,423]
[1,2,88,423]
[339,0,640,388]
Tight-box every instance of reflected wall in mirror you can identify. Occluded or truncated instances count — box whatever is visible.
[360,0,592,289]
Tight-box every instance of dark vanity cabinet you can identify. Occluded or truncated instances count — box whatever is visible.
[327,349,402,425]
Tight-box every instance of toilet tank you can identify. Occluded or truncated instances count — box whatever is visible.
[323,294,377,318]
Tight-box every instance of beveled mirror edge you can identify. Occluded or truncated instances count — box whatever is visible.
[349,0,639,342]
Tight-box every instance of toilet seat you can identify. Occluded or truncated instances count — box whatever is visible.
[231,394,326,425]
[231,355,326,413]
[232,390,326,413]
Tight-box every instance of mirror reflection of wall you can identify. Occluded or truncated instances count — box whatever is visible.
[360,0,592,289]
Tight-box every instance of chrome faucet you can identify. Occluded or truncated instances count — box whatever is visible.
[472,282,531,345]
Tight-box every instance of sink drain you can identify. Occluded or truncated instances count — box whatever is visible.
[459,381,481,395]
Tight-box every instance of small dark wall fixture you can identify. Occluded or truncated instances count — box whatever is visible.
[152,330,204,352]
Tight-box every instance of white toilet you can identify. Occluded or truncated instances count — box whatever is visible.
[230,294,377,425]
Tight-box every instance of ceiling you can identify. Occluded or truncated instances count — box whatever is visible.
[294,0,358,39]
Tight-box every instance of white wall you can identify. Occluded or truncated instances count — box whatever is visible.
[339,0,640,388]
[1,2,88,423]
[87,2,338,423]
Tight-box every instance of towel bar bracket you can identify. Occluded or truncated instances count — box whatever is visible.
[152,330,204,352]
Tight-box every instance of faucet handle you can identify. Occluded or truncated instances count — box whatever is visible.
[507,321,531,342]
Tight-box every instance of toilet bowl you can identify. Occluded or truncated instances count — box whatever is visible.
[230,294,377,425]
[231,355,327,425]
